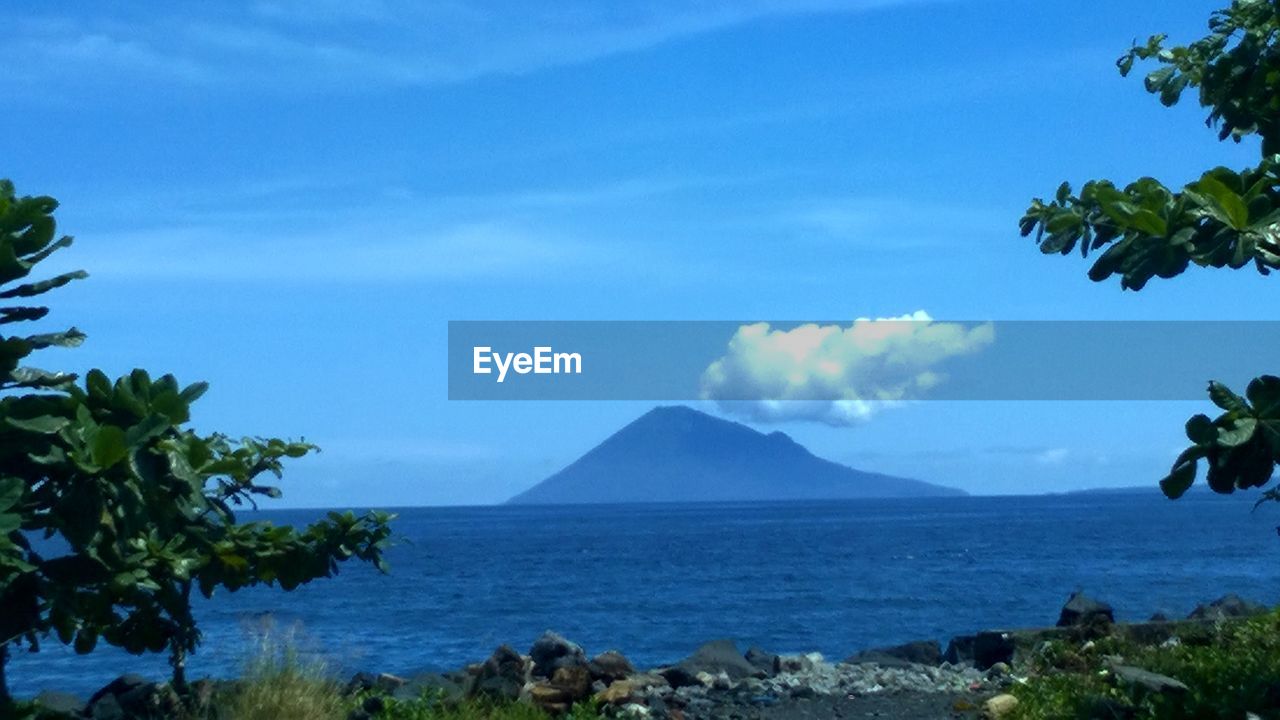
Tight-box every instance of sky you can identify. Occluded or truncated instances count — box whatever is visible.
[4,0,1277,506]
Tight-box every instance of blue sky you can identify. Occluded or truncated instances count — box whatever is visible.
[5,0,1276,505]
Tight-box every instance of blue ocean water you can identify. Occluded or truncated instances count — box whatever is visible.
[9,492,1280,698]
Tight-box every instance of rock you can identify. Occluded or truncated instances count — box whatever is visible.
[85,675,180,720]
[743,647,780,677]
[1058,591,1115,627]
[945,632,1015,670]
[986,661,1011,678]
[88,693,125,720]
[474,645,531,700]
[88,675,150,707]
[659,666,702,689]
[1149,611,1170,622]
[679,639,764,680]
[619,703,650,719]
[588,650,635,683]
[1188,594,1268,621]
[550,665,593,702]
[596,680,637,705]
[528,684,572,714]
[346,671,406,695]
[34,691,84,717]
[1111,665,1188,695]
[777,652,822,674]
[530,631,588,678]
[983,693,1019,719]
[844,640,942,667]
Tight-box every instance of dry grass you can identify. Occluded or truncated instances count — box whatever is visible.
[219,624,348,720]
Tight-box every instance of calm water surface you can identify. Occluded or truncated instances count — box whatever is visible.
[10,492,1279,697]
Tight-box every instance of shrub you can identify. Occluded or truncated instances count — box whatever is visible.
[1013,610,1280,719]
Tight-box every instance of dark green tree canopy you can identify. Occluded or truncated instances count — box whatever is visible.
[1018,0,1280,502]
[0,180,394,705]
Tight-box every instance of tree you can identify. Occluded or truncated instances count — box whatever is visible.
[1019,0,1280,503]
[0,180,394,707]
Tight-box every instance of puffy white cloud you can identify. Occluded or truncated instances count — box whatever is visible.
[701,311,994,426]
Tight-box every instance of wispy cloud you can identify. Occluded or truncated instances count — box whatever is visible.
[74,221,602,282]
[8,0,947,92]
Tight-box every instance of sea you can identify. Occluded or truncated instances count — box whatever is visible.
[9,491,1280,698]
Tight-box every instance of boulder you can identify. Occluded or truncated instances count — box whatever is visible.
[658,665,702,689]
[1188,594,1268,621]
[473,645,530,700]
[678,639,763,680]
[345,671,407,695]
[983,693,1019,719]
[595,680,638,706]
[844,640,942,667]
[550,666,593,702]
[944,632,1014,670]
[530,631,588,678]
[1111,665,1188,695]
[88,675,150,707]
[527,684,572,715]
[86,675,179,720]
[587,650,635,683]
[744,647,780,676]
[34,691,85,717]
[1057,592,1115,627]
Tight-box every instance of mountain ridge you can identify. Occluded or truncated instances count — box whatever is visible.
[507,405,964,504]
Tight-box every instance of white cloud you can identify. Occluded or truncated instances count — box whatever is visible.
[701,311,994,426]
[8,0,947,92]
[1035,448,1070,465]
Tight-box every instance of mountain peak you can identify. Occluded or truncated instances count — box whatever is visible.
[507,406,964,505]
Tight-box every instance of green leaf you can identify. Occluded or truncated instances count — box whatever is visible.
[0,270,88,299]
[1185,414,1217,444]
[5,414,70,434]
[1217,417,1258,447]
[92,425,128,469]
[1208,381,1249,413]
[0,511,21,534]
[0,478,23,512]
[1193,176,1250,229]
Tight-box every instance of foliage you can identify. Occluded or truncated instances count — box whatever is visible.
[0,179,395,704]
[1012,610,1280,719]
[1017,0,1280,500]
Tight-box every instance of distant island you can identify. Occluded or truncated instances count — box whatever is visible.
[507,405,965,504]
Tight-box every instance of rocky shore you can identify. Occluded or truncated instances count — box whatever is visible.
[29,593,1274,720]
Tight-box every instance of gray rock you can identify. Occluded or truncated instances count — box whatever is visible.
[529,630,587,678]
[1111,665,1188,695]
[844,640,941,667]
[679,639,764,680]
[659,666,702,689]
[1188,594,1267,621]
[944,632,1014,670]
[35,691,85,717]
[473,645,530,700]
[588,650,635,682]
[88,675,150,707]
[1058,591,1115,627]
[744,647,780,676]
[88,693,125,720]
